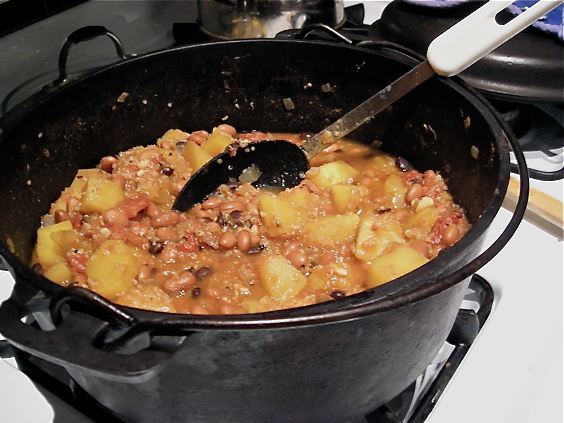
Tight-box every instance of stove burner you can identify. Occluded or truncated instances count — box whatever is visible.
[1,275,493,423]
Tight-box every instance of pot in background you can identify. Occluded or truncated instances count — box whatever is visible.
[197,0,345,39]
[0,37,524,422]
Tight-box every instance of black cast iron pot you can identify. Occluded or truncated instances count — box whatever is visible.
[0,29,527,422]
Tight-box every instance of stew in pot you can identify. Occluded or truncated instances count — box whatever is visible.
[31,125,469,314]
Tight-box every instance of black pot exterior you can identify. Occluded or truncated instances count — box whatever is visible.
[0,39,510,421]
[68,281,469,423]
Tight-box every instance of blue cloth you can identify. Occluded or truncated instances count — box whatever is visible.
[402,0,564,41]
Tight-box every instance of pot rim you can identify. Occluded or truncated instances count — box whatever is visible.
[0,39,527,329]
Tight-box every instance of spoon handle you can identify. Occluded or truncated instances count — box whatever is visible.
[301,61,435,158]
[427,0,561,76]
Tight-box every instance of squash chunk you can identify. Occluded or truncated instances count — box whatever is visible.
[355,214,405,262]
[80,177,125,214]
[366,245,429,288]
[182,141,213,172]
[303,214,360,246]
[201,127,234,157]
[86,240,138,301]
[309,160,359,188]
[257,254,307,301]
[257,193,301,236]
[34,220,73,267]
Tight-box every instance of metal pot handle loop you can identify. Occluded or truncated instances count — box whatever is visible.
[0,288,181,381]
[45,26,129,89]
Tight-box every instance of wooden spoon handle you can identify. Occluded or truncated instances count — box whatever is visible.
[505,177,563,231]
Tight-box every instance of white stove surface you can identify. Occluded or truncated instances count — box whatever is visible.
[0,1,562,422]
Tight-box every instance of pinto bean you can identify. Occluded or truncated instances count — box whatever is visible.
[405,183,424,203]
[156,227,179,242]
[201,197,222,210]
[138,264,152,282]
[410,239,430,258]
[67,196,79,213]
[287,250,307,268]
[442,224,460,247]
[54,209,70,223]
[237,230,251,251]
[219,231,237,249]
[188,130,209,145]
[283,241,302,255]
[219,201,244,214]
[100,156,117,173]
[151,211,180,227]
[216,124,237,136]
[163,270,196,292]
[103,208,129,226]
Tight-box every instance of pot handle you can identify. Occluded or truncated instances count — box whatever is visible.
[0,286,183,382]
[44,26,129,89]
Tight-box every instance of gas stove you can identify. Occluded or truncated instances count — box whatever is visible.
[0,1,562,422]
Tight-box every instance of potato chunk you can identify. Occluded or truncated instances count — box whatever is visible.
[309,160,359,188]
[80,177,125,214]
[257,254,307,301]
[303,214,360,246]
[366,245,429,288]
[383,174,408,208]
[257,193,302,236]
[116,285,176,313]
[201,127,234,157]
[354,214,405,262]
[34,220,73,267]
[182,141,213,172]
[43,261,72,284]
[86,240,138,301]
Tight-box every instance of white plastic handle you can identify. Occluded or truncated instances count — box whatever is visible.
[427,0,561,76]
